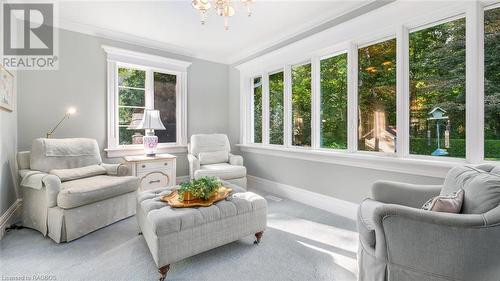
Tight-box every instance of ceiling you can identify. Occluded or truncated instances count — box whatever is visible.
[56,0,374,64]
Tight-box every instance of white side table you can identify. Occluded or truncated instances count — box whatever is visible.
[123,153,177,191]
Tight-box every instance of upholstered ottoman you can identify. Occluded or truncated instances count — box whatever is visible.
[136,183,267,280]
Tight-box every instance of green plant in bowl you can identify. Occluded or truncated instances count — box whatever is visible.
[178,177,222,201]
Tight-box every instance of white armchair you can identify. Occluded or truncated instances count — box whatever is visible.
[17,138,139,243]
[187,134,247,188]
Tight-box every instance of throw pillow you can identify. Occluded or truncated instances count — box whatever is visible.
[422,189,464,213]
[198,151,229,165]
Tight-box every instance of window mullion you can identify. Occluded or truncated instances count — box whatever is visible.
[262,73,270,145]
[145,69,154,109]
[311,56,321,149]
[397,26,410,158]
[347,43,358,153]
[465,1,484,163]
[284,64,292,147]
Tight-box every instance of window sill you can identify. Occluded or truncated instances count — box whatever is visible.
[105,144,188,158]
[237,144,467,178]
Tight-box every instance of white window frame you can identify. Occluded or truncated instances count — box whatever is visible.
[102,46,190,157]
[237,1,496,178]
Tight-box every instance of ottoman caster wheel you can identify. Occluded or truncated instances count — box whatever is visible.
[158,264,170,281]
[254,231,264,244]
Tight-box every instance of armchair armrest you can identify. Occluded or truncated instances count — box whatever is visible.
[101,163,128,176]
[41,175,61,208]
[372,181,442,208]
[229,153,243,166]
[367,201,497,280]
[187,154,200,179]
[20,170,61,208]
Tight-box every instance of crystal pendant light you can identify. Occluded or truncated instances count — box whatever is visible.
[241,0,255,16]
[192,0,211,24]
[191,0,254,30]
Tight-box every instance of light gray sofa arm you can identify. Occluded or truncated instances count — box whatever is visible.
[372,181,442,208]
[19,169,61,208]
[369,201,499,280]
[41,175,61,208]
[187,154,200,179]
[229,153,243,166]
[101,163,128,176]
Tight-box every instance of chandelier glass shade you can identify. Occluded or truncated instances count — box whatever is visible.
[192,0,255,30]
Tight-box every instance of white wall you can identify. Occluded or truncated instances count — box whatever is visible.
[17,28,230,177]
[0,70,19,217]
[1,14,21,229]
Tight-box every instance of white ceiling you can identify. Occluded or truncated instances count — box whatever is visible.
[56,0,373,64]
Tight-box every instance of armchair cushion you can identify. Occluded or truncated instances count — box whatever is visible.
[30,138,102,172]
[194,163,246,180]
[189,134,231,157]
[442,165,500,214]
[58,175,139,209]
[50,164,106,182]
[198,150,228,165]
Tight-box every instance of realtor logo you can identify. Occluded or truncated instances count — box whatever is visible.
[1,2,59,70]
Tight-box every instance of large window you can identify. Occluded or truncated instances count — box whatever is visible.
[118,68,146,145]
[292,63,312,147]
[154,72,177,143]
[358,39,397,153]
[269,71,284,145]
[320,53,348,149]
[252,77,263,143]
[243,5,497,168]
[104,46,189,156]
[409,18,466,158]
[118,67,178,145]
[485,7,500,161]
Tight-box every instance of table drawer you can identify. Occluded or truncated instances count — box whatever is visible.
[137,160,172,174]
[140,171,172,191]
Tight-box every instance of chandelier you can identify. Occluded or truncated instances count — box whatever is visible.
[192,0,255,30]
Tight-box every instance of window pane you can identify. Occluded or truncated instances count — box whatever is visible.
[292,63,312,147]
[118,68,145,88]
[485,7,500,160]
[119,88,145,107]
[118,107,144,145]
[409,18,466,158]
[269,72,284,145]
[253,77,263,143]
[358,39,397,153]
[154,72,177,143]
[320,53,348,149]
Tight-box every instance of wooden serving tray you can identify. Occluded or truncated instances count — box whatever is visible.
[161,187,233,208]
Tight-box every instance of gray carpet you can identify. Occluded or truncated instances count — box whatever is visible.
[0,191,359,281]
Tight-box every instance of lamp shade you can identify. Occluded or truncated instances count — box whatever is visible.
[137,109,166,130]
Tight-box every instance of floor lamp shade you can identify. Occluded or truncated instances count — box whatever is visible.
[137,110,166,156]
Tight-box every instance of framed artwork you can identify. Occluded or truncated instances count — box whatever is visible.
[0,64,14,112]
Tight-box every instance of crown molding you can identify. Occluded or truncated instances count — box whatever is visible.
[57,17,231,64]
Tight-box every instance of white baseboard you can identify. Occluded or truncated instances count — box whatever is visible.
[247,175,358,221]
[0,199,23,240]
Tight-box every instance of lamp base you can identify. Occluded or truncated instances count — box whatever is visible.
[143,133,158,157]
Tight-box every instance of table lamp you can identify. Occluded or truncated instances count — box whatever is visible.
[46,107,77,138]
[137,109,166,157]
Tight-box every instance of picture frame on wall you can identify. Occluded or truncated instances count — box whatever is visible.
[0,64,14,112]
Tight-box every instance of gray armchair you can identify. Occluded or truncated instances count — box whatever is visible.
[18,138,139,243]
[187,134,247,188]
[357,164,500,281]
